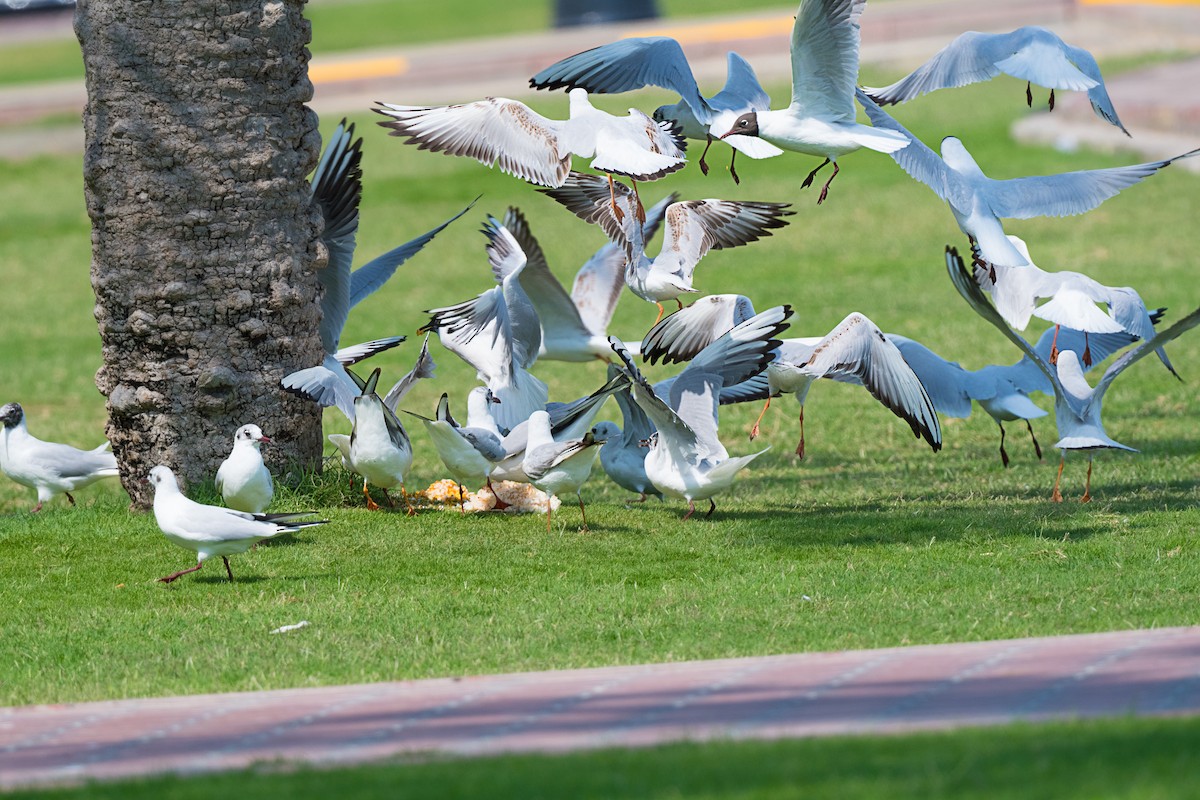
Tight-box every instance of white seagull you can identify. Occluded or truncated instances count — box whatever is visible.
[214,424,273,513]
[405,389,507,511]
[375,89,687,218]
[855,89,1198,268]
[522,409,608,532]
[346,367,415,513]
[529,36,781,182]
[946,245,1200,502]
[640,296,942,458]
[281,119,472,421]
[715,0,909,203]
[542,172,793,323]
[594,367,663,503]
[498,198,673,362]
[148,465,326,584]
[420,214,548,432]
[969,236,1175,376]
[609,304,792,519]
[0,402,118,512]
[863,26,1129,135]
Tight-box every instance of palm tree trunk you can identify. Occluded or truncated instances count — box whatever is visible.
[75,0,326,508]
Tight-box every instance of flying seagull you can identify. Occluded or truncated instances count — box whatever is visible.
[855,89,1198,269]
[863,26,1129,134]
[530,37,780,182]
[946,245,1200,502]
[715,0,909,203]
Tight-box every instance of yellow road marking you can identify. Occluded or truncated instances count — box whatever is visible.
[635,15,795,45]
[311,55,409,85]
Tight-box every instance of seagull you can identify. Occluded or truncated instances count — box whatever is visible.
[609,305,792,519]
[497,198,673,362]
[375,89,687,219]
[529,37,781,182]
[0,402,118,512]
[594,366,662,503]
[326,336,436,490]
[147,465,327,584]
[488,374,629,483]
[946,245,1200,502]
[885,334,1048,467]
[640,296,942,458]
[346,367,415,513]
[855,89,1199,268]
[970,236,1175,375]
[862,27,1129,135]
[420,214,548,432]
[214,424,273,513]
[714,0,909,203]
[405,389,507,511]
[542,172,793,323]
[280,119,472,421]
[522,410,608,532]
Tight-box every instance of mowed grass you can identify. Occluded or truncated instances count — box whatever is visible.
[2,65,1200,712]
[10,716,1200,800]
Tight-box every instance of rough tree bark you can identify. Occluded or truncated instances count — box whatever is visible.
[75,0,327,508]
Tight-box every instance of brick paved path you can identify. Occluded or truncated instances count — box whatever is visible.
[4,626,1199,790]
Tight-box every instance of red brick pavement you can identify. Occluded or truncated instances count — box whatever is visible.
[3,626,1199,790]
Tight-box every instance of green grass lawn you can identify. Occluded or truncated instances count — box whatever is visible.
[10,716,1200,800]
[2,68,1198,709]
[2,14,1200,799]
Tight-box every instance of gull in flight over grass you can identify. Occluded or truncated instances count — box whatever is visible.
[497,198,673,361]
[530,36,780,182]
[640,296,942,458]
[543,172,792,323]
[281,119,472,421]
[420,214,549,432]
[715,0,909,203]
[147,465,326,584]
[375,88,686,220]
[0,402,118,513]
[522,410,609,532]
[863,26,1128,134]
[856,89,1198,269]
[946,245,1200,502]
[969,236,1176,375]
[609,304,792,519]
[215,424,273,513]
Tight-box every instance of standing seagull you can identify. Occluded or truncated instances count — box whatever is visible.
[609,305,792,519]
[715,0,909,203]
[281,119,472,421]
[405,390,507,511]
[594,367,663,503]
[0,402,118,512]
[147,465,326,584]
[522,410,608,532]
[530,37,780,182]
[863,27,1128,134]
[375,89,686,219]
[543,172,792,323]
[214,424,273,513]
[347,368,415,513]
[856,89,1198,269]
[946,246,1200,502]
